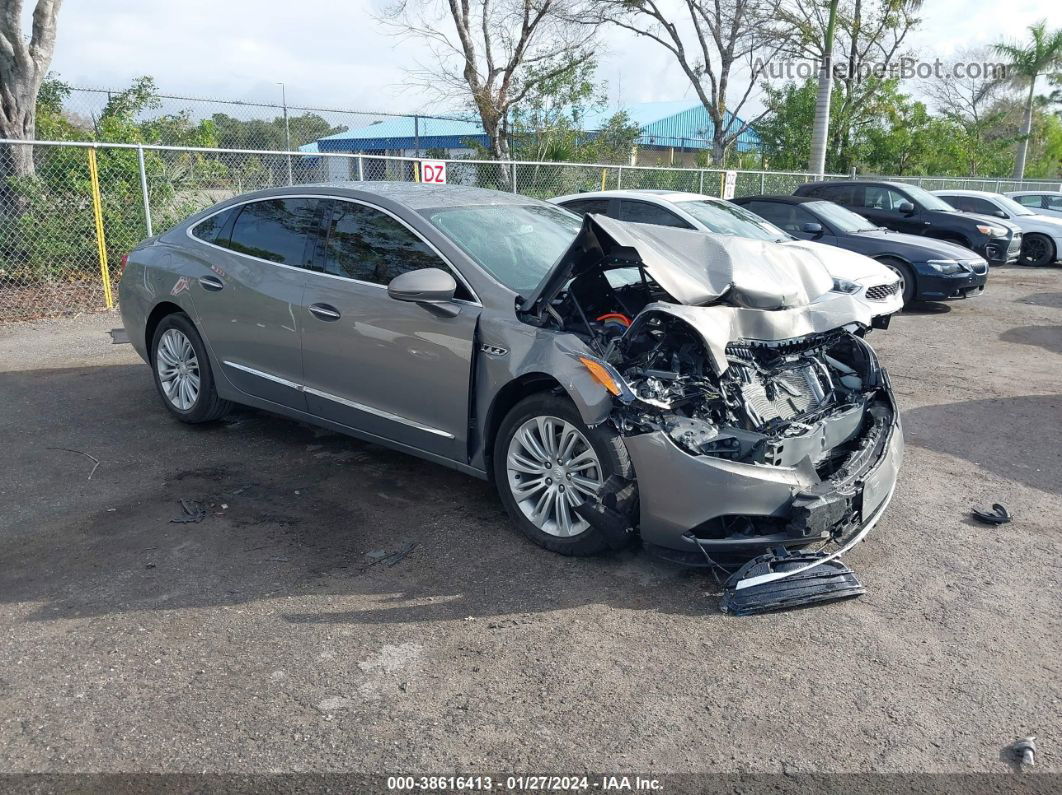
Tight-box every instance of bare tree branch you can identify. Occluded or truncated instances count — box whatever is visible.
[584,0,792,164]
[382,0,596,166]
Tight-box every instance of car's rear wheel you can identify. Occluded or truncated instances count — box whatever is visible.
[151,313,232,423]
[1018,233,1055,267]
[493,393,635,556]
[878,257,915,305]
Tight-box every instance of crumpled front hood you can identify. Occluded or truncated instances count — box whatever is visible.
[525,213,835,314]
[782,238,894,282]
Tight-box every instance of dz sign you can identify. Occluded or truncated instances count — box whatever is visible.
[420,160,447,184]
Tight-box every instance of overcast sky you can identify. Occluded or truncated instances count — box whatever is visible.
[39,0,1056,116]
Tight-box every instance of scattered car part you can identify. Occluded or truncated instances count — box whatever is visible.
[720,548,866,615]
[170,498,206,524]
[1013,736,1036,768]
[972,503,1011,525]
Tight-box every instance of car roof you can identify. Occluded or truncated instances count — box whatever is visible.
[1006,190,1056,196]
[551,189,716,203]
[799,179,914,190]
[732,194,820,205]
[229,181,542,211]
[931,188,1001,198]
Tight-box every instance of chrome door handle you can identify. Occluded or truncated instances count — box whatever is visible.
[309,303,341,321]
[199,275,224,291]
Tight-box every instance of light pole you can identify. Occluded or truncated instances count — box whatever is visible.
[277,82,293,185]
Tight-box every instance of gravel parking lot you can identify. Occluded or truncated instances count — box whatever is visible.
[1,265,1060,777]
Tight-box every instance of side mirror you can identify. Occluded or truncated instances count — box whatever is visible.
[801,222,824,236]
[387,267,460,316]
[897,201,915,214]
[994,210,1008,219]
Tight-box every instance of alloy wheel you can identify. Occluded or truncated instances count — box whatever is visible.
[155,328,200,411]
[505,416,603,537]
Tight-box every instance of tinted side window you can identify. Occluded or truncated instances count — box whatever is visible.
[1046,196,1062,211]
[1014,194,1043,208]
[560,198,613,217]
[863,186,909,211]
[620,200,692,228]
[191,207,234,243]
[226,198,321,266]
[324,202,473,299]
[944,195,999,215]
[743,201,801,231]
[810,184,854,204]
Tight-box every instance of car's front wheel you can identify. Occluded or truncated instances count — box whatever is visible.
[493,393,635,556]
[878,257,915,305]
[1018,233,1055,267]
[151,312,232,423]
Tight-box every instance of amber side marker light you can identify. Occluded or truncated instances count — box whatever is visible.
[578,356,622,396]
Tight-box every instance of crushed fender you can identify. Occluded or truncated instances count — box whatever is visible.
[720,548,865,616]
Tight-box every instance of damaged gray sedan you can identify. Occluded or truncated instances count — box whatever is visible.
[120,183,902,610]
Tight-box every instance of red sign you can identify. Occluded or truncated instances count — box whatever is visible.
[420,160,447,184]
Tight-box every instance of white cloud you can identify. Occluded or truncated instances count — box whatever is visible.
[36,0,1056,117]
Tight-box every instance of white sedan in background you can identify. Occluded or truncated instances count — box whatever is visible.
[934,189,1062,267]
[1005,191,1062,220]
[550,189,904,320]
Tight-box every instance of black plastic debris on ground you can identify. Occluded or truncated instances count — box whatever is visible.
[108,328,130,344]
[972,503,1011,525]
[720,550,865,616]
[364,542,417,568]
[170,499,207,524]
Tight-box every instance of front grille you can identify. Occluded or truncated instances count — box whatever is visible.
[966,259,988,274]
[865,282,900,301]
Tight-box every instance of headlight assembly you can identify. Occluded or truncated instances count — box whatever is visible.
[831,277,862,294]
[976,224,1007,237]
[926,259,964,274]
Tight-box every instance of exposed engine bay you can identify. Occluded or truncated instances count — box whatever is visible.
[545,257,891,480]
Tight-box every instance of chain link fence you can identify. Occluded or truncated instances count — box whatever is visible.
[1,138,1059,323]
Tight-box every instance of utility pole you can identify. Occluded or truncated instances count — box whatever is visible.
[278,82,293,185]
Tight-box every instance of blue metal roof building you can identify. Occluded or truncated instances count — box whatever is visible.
[301,101,761,161]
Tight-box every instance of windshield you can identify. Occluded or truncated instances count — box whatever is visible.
[808,201,880,233]
[677,199,787,242]
[424,203,582,294]
[993,194,1036,216]
[902,184,956,212]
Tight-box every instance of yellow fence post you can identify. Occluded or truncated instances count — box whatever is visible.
[719,171,725,197]
[600,168,607,191]
[414,161,421,183]
[86,147,114,309]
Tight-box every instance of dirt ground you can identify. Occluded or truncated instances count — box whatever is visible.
[1,265,1060,778]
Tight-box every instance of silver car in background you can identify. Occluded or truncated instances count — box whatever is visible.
[119,183,902,600]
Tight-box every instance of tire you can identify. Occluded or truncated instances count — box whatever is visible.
[1018,233,1055,267]
[878,257,915,305]
[150,312,232,423]
[492,392,636,556]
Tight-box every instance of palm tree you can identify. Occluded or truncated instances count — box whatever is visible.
[995,21,1062,179]
[808,0,921,177]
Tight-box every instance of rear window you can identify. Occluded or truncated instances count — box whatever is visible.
[190,207,234,244]
[226,198,321,266]
[560,198,612,217]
